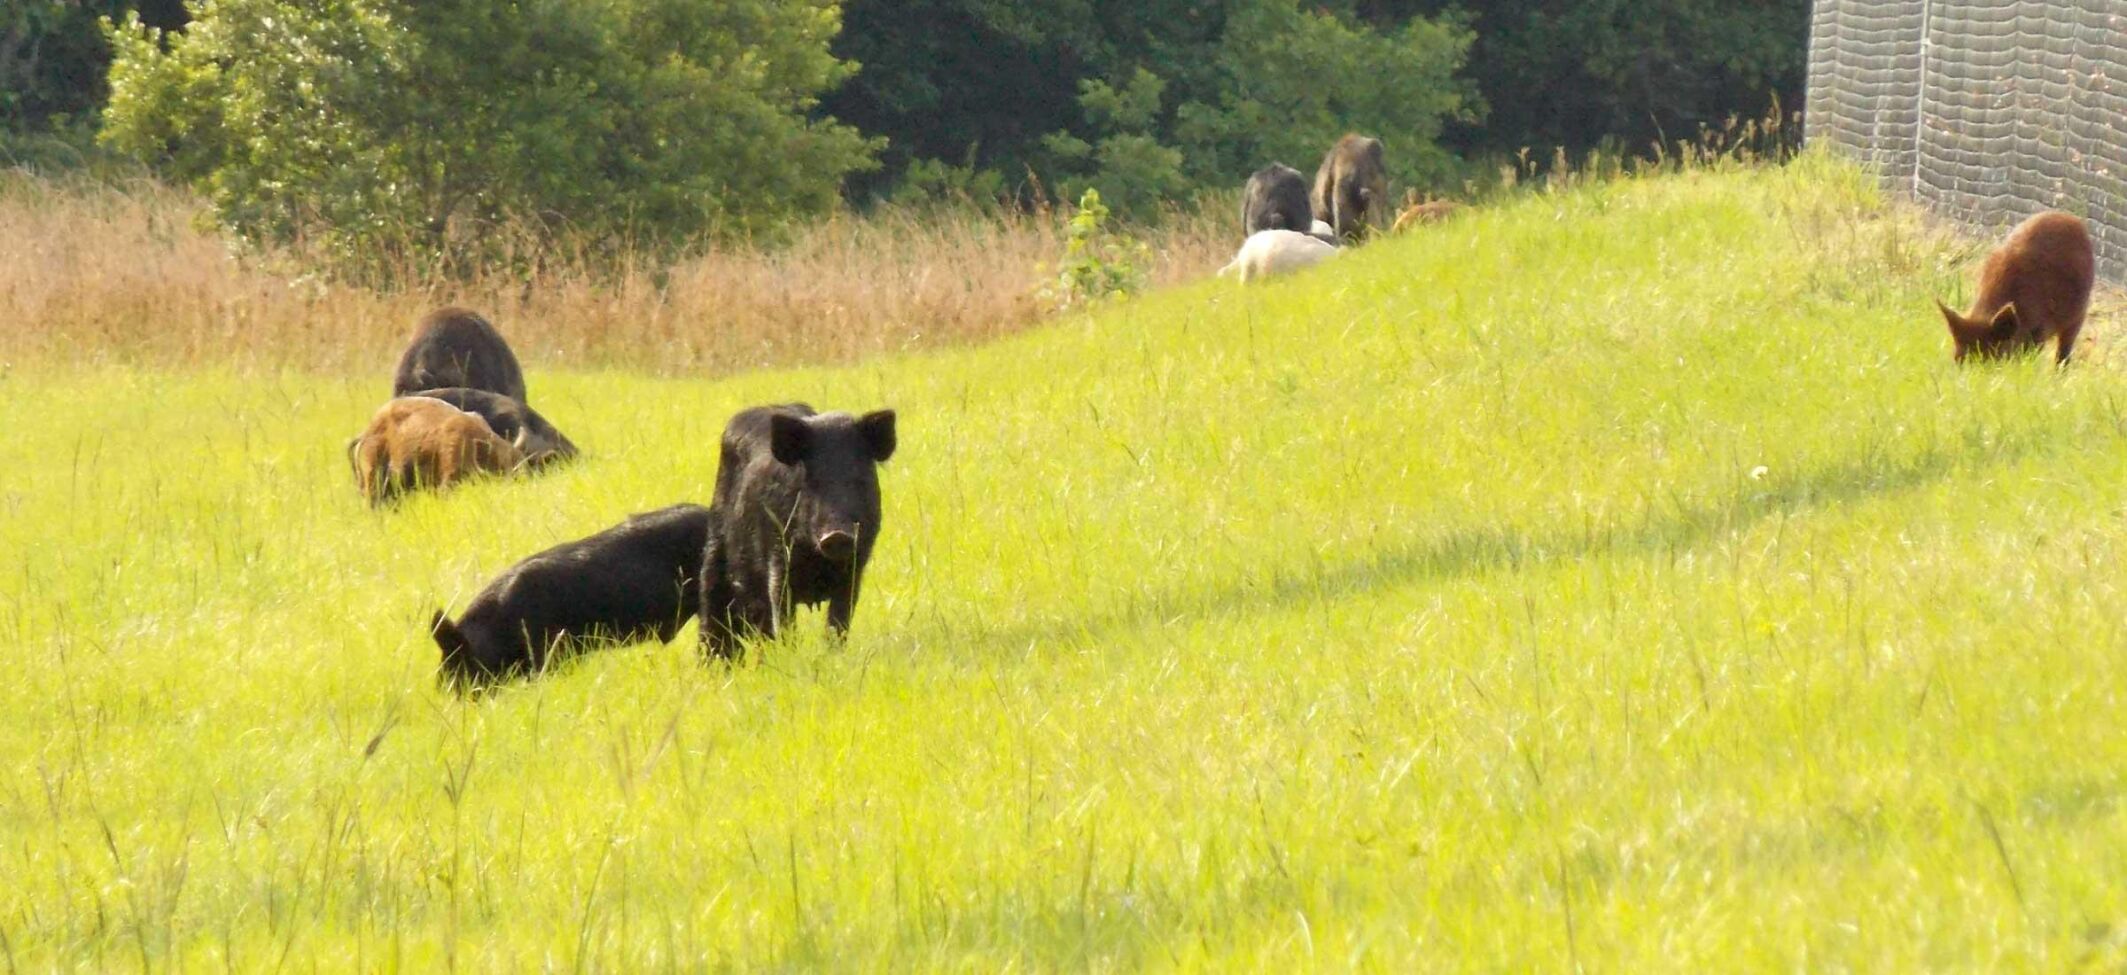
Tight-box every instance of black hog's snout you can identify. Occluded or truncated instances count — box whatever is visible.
[817,529,856,562]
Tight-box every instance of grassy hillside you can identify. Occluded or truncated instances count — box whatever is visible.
[6,156,2127,969]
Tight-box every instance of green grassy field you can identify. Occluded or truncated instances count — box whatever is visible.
[6,156,2127,970]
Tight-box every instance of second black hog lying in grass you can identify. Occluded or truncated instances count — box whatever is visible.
[349,396,525,506]
[431,503,713,688]
[699,404,896,659]
[407,386,579,467]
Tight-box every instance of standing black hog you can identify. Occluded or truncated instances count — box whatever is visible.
[699,404,896,659]
[1242,163,1313,236]
[393,307,529,403]
[431,503,713,688]
[407,386,579,467]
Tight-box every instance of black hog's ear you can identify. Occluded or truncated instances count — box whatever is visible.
[769,413,810,466]
[858,409,897,463]
[431,611,468,666]
[1985,303,2021,341]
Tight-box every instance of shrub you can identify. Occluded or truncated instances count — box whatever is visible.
[1042,187,1150,311]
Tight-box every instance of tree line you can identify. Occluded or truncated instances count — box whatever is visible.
[3,0,1805,268]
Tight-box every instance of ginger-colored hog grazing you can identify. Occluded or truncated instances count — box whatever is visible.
[1391,194,1462,234]
[349,397,526,505]
[405,386,578,468]
[1937,211,2095,365]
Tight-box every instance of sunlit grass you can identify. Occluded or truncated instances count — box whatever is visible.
[5,155,2127,969]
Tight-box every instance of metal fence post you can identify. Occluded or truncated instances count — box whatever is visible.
[1913,0,1930,198]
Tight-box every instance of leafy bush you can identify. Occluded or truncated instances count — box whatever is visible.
[1042,187,1150,311]
[99,0,879,276]
[893,153,1009,207]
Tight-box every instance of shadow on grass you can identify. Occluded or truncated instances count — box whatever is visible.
[945,436,2039,657]
[761,852,1303,972]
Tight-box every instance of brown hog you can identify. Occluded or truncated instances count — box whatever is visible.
[1312,134,1388,242]
[1391,197,1462,234]
[1938,211,2095,364]
[348,397,526,506]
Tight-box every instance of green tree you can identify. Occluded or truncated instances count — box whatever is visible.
[1044,1,1477,216]
[1374,0,1807,156]
[1161,1,1476,190]
[827,0,1801,205]
[1041,70,1189,216]
[821,0,1096,200]
[0,1,183,134]
[826,0,1475,217]
[100,0,878,274]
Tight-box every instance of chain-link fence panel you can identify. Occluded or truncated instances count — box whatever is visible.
[1808,0,2127,279]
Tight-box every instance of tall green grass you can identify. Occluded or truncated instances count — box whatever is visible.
[5,155,2126,969]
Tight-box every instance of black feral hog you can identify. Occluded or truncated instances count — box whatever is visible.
[393,307,529,403]
[1242,163,1313,236]
[699,404,896,659]
[1312,134,1388,242]
[408,387,579,467]
[431,503,713,688]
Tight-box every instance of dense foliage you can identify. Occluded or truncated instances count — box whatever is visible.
[828,0,1805,202]
[99,0,877,270]
[6,0,1806,260]
[826,0,1477,211]
[0,0,183,135]
[1387,0,1810,156]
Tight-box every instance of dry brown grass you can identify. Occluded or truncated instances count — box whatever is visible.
[0,171,1234,376]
